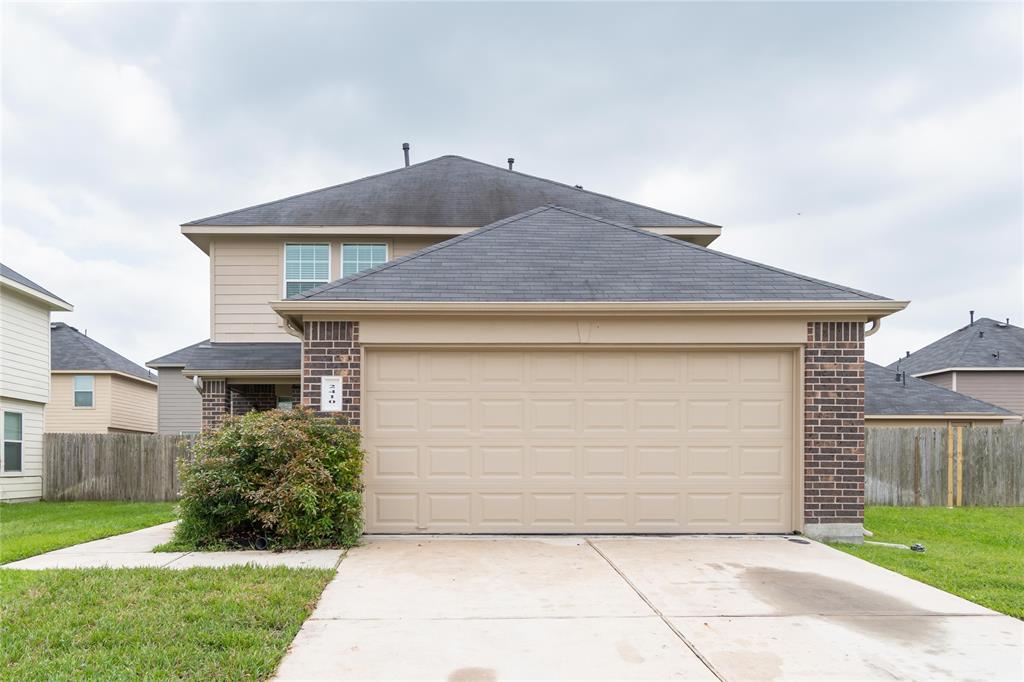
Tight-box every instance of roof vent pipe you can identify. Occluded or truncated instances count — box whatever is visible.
[507,157,515,170]
[402,142,410,168]
[969,310,975,325]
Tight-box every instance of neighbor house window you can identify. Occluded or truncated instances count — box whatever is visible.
[284,243,330,297]
[342,244,387,277]
[73,375,94,407]
[3,411,22,473]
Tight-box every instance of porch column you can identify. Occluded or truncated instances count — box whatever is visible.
[200,378,228,431]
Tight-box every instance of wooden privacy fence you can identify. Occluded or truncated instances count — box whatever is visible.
[866,424,1024,507]
[43,433,195,502]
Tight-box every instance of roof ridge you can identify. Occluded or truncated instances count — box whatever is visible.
[183,155,720,228]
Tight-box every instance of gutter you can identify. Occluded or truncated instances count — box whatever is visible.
[271,299,910,320]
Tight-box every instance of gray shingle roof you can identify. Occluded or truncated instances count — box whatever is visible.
[147,340,208,368]
[1,263,70,306]
[178,341,301,372]
[183,155,716,229]
[51,323,154,383]
[292,205,887,303]
[866,361,1012,417]
[887,318,1024,374]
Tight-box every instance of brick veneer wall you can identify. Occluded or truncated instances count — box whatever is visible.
[302,321,361,426]
[229,384,277,416]
[804,321,865,526]
[201,379,228,431]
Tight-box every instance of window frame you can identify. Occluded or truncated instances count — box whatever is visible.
[3,410,24,474]
[73,374,95,409]
[342,243,389,278]
[283,243,332,298]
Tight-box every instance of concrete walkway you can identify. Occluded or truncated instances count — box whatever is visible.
[274,535,1024,681]
[2,522,342,570]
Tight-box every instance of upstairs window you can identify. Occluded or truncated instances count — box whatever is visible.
[3,411,22,473]
[284,243,330,297]
[73,375,94,408]
[342,244,387,277]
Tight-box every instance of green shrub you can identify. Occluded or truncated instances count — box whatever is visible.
[171,408,364,550]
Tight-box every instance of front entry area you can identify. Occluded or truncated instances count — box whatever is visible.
[362,348,797,533]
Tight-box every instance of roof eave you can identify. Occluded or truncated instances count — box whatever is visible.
[51,369,157,386]
[271,299,910,320]
[1,277,73,311]
[866,413,1015,420]
[911,367,1024,377]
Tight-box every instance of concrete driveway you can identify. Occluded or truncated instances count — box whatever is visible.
[274,536,1023,681]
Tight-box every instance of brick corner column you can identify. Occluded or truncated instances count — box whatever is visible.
[200,378,228,431]
[301,321,361,427]
[803,321,865,543]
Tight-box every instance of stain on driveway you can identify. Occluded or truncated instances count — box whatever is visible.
[273,536,1023,681]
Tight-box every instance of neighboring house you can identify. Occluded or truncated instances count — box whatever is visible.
[152,151,908,542]
[865,361,1015,428]
[0,264,72,502]
[146,342,203,435]
[889,315,1024,416]
[47,322,158,434]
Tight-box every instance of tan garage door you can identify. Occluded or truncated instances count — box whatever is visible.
[363,349,795,534]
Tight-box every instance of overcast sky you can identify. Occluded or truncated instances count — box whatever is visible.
[3,2,1021,369]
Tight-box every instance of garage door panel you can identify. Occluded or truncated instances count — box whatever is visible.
[480,446,525,478]
[531,446,576,478]
[582,446,629,478]
[425,446,472,478]
[363,349,795,534]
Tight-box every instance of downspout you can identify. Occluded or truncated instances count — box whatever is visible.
[864,318,882,337]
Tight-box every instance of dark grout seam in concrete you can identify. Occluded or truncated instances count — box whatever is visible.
[585,537,728,682]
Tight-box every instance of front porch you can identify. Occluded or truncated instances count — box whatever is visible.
[199,381,301,430]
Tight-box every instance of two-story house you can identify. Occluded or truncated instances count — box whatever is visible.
[890,314,1024,416]
[0,264,73,502]
[150,151,907,542]
[47,322,158,434]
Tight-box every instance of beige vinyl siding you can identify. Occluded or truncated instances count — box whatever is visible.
[954,371,1024,416]
[0,288,52,403]
[210,234,452,342]
[212,237,286,342]
[924,372,954,390]
[0,398,44,501]
[109,375,158,433]
[156,368,202,434]
[45,373,113,433]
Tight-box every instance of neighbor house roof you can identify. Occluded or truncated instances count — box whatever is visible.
[1,263,72,310]
[51,322,155,384]
[183,155,717,229]
[888,317,1024,376]
[288,205,889,303]
[866,361,1013,418]
[175,341,301,374]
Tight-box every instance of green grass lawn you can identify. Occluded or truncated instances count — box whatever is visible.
[834,506,1024,618]
[0,566,333,681]
[0,501,177,564]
